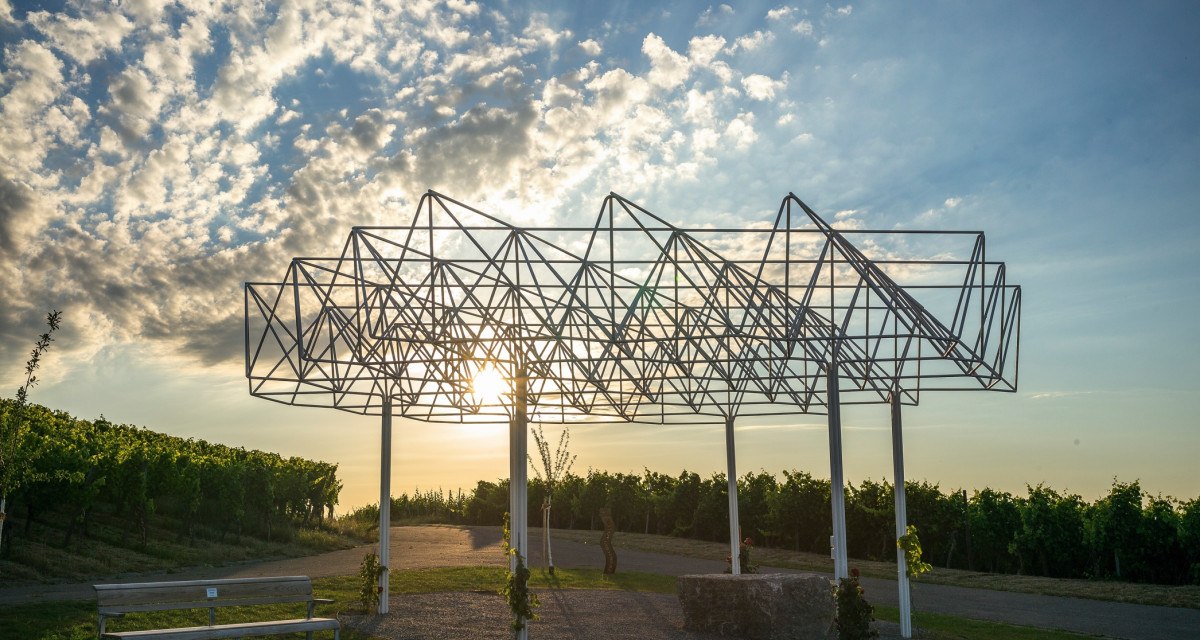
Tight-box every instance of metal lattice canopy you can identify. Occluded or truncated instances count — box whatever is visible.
[243,190,1022,635]
[245,191,1021,422]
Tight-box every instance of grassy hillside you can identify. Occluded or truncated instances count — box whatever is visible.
[0,501,372,585]
[0,398,374,585]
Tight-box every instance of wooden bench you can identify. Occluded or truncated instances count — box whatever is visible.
[94,575,340,640]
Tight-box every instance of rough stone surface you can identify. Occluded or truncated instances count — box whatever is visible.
[677,573,835,640]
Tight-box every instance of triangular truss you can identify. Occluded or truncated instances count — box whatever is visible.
[245,191,1021,423]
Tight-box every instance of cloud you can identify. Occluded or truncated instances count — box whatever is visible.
[768,5,816,38]
[687,35,726,67]
[742,73,786,100]
[1029,391,1097,400]
[139,12,214,84]
[350,108,393,150]
[122,0,167,23]
[766,7,795,21]
[642,33,690,89]
[585,68,652,126]
[914,195,969,225]
[723,112,758,150]
[276,109,299,125]
[26,5,133,65]
[833,209,859,220]
[522,13,569,48]
[0,40,63,115]
[209,3,329,133]
[0,173,35,254]
[0,0,834,379]
[733,30,772,52]
[697,4,734,27]
[101,68,164,147]
[411,102,539,197]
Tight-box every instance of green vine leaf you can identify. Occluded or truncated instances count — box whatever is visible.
[897,524,933,579]
[500,511,539,634]
[358,552,384,614]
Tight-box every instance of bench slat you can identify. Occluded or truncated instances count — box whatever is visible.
[94,576,312,592]
[100,593,311,614]
[101,617,339,640]
[96,577,312,610]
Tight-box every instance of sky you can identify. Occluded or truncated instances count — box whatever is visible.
[1,0,1197,512]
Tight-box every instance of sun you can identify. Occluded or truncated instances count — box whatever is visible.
[472,366,509,404]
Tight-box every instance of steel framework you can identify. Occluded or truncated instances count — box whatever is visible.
[245,191,1020,637]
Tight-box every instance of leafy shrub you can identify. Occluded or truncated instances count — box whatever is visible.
[968,488,1020,572]
[834,568,878,640]
[1010,484,1088,578]
[358,552,384,614]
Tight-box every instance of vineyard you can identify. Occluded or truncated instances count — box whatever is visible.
[0,400,352,582]
[370,469,1200,586]
[4,395,1197,588]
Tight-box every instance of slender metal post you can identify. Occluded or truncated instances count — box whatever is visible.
[379,396,392,614]
[891,392,912,638]
[509,405,517,574]
[827,360,849,580]
[510,368,530,640]
[724,415,742,575]
[0,497,6,556]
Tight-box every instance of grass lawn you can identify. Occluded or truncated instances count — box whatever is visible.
[873,605,1104,640]
[3,566,1107,640]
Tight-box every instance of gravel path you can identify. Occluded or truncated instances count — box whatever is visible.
[344,590,906,640]
[4,525,1198,639]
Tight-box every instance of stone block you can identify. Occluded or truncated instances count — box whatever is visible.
[676,573,834,639]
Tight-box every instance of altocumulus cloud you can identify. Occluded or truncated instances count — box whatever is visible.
[0,1,811,380]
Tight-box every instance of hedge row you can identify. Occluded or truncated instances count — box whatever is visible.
[380,470,1200,585]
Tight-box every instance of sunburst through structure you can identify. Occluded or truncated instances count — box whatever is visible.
[245,191,1020,637]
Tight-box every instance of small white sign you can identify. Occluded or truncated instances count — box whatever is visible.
[207,588,218,598]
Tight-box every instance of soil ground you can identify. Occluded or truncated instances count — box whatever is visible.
[4,525,1199,639]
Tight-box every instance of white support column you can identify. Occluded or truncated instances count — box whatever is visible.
[379,396,392,614]
[509,404,516,574]
[510,368,530,640]
[891,392,912,638]
[724,415,742,575]
[827,361,849,580]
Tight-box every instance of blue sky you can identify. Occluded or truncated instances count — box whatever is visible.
[2,1,1197,510]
